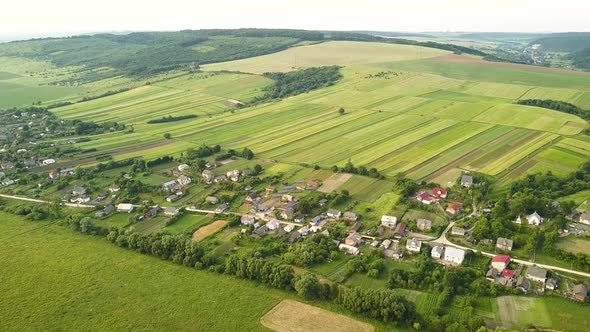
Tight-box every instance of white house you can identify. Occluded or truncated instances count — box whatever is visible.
[117,203,134,213]
[514,216,522,224]
[579,212,590,225]
[381,215,397,228]
[527,212,544,226]
[241,215,256,225]
[284,224,295,233]
[176,175,192,187]
[327,209,342,219]
[226,170,241,182]
[431,246,444,259]
[443,246,465,265]
[406,238,422,253]
[267,219,281,231]
[380,239,392,250]
[42,158,56,165]
[177,164,190,172]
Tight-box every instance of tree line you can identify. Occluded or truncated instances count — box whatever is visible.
[147,115,198,124]
[516,99,589,121]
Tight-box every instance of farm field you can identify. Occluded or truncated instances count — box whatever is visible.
[0,212,285,331]
[556,236,590,255]
[47,41,590,185]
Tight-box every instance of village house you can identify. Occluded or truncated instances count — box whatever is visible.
[416,192,434,205]
[579,212,590,225]
[349,221,361,233]
[380,239,392,250]
[384,242,403,259]
[443,246,465,265]
[245,193,261,204]
[267,219,281,231]
[288,231,302,244]
[345,233,362,246]
[370,240,380,248]
[117,203,134,213]
[568,284,588,302]
[144,206,161,219]
[514,215,522,224]
[1,162,15,170]
[283,224,295,233]
[2,178,16,186]
[281,194,295,202]
[176,175,192,187]
[240,215,256,225]
[446,202,463,215]
[339,243,360,256]
[162,180,178,192]
[545,278,558,290]
[417,219,432,231]
[206,196,219,205]
[72,186,87,196]
[164,207,181,217]
[177,164,190,172]
[516,276,532,294]
[109,185,121,193]
[281,207,296,219]
[527,212,544,226]
[461,175,473,188]
[205,161,220,168]
[327,209,342,219]
[526,266,547,283]
[42,158,56,165]
[298,226,310,236]
[215,203,229,214]
[343,211,359,222]
[432,188,447,199]
[406,238,422,253]
[381,215,397,228]
[49,170,59,179]
[201,170,215,183]
[451,227,465,236]
[60,168,74,176]
[318,198,328,206]
[431,246,444,259]
[214,175,228,183]
[393,223,408,238]
[491,255,511,272]
[294,215,305,223]
[496,237,514,251]
[95,204,115,218]
[226,170,241,182]
[166,192,182,202]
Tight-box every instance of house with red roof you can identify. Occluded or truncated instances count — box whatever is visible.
[416,192,433,205]
[491,255,511,272]
[432,188,447,199]
[501,269,515,279]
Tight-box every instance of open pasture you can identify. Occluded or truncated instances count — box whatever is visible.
[556,236,590,255]
[192,220,228,241]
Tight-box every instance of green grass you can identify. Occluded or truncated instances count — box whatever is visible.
[165,213,213,234]
[0,212,285,331]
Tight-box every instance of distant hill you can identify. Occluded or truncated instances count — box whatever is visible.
[350,31,434,38]
[456,32,549,41]
[0,29,487,83]
[531,32,590,52]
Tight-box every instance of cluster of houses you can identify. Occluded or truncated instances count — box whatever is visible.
[416,187,447,205]
[48,168,74,180]
[162,166,192,202]
[201,168,247,184]
[514,212,544,226]
[431,245,466,265]
[485,255,561,294]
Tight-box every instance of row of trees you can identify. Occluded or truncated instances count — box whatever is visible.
[517,99,589,121]
[331,160,383,179]
[147,115,197,124]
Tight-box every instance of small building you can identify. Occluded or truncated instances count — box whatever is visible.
[569,284,588,302]
[461,175,473,188]
[381,215,397,228]
[201,170,215,183]
[339,243,360,256]
[393,223,408,238]
[349,221,361,233]
[241,215,256,225]
[72,186,87,196]
[267,219,281,231]
[526,266,547,283]
[298,226,310,236]
[42,158,56,165]
[417,219,432,231]
[343,211,359,222]
[514,216,522,224]
[162,180,178,192]
[95,204,115,218]
[545,278,558,290]
[205,161,220,168]
[145,206,160,219]
[177,164,190,172]
[416,192,433,205]
[380,239,392,250]
[384,243,403,260]
[281,207,296,219]
[49,171,59,179]
[345,233,362,247]
[166,194,180,202]
[206,196,219,204]
[226,170,241,182]
[215,203,229,214]
[176,175,192,187]
[516,276,532,294]
[370,240,380,248]
[527,212,544,226]
[432,188,447,199]
[496,237,514,251]
[327,209,342,219]
[281,194,295,202]
[117,203,134,213]
[109,185,120,193]
[443,246,465,265]
[245,193,261,204]
[491,255,511,272]
[288,231,302,244]
[446,202,463,215]
[406,238,422,253]
[164,207,181,217]
[579,212,590,225]
[451,227,465,236]
[431,245,444,259]
[284,224,295,233]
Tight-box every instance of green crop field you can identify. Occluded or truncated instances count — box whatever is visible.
[0,212,286,331]
[37,41,590,185]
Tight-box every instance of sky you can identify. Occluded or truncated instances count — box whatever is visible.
[1,0,589,40]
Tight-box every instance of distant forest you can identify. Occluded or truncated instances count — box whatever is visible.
[0,29,488,81]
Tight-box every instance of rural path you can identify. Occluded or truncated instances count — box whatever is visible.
[0,194,95,209]
[184,207,303,227]
[430,219,590,278]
